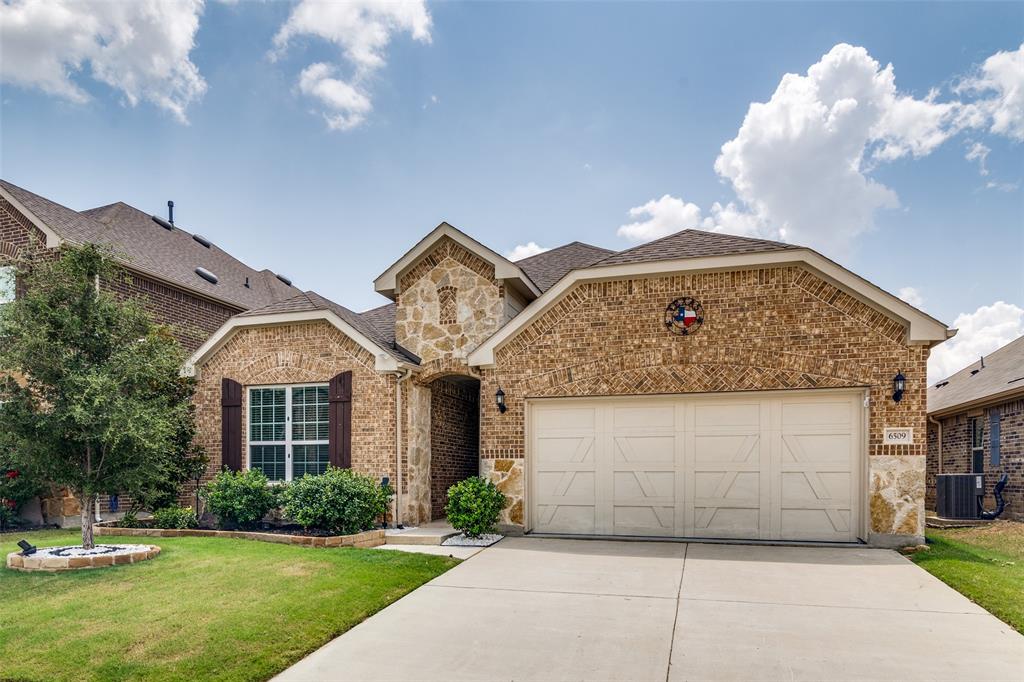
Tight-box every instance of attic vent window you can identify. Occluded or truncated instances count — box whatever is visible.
[195,267,218,284]
[151,215,174,231]
[275,274,292,286]
[192,234,212,248]
[437,286,457,325]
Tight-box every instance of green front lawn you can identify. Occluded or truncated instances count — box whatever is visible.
[910,520,1024,633]
[1,529,458,681]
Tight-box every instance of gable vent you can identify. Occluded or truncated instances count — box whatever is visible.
[275,273,293,286]
[152,215,174,230]
[195,267,218,284]
[192,234,212,248]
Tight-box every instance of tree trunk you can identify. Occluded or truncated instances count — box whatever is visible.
[80,495,96,549]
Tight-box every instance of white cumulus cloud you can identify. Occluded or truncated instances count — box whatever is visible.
[956,43,1024,141]
[617,194,704,242]
[272,0,432,131]
[505,242,549,261]
[898,287,924,308]
[928,301,1024,383]
[619,43,1023,249]
[0,0,207,123]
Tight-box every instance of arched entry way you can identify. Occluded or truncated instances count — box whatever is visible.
[429,375,480,520]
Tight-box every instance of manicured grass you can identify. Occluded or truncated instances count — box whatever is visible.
[910,520,1024,633]
[1,529,458,681]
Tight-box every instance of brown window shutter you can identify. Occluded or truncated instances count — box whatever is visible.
[328,371,353,468]
[221,378,243,472]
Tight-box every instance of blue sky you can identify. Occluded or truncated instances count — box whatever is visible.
[1,1,1021,379]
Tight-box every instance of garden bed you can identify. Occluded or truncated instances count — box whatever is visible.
[95,521,384,548]
[7,544,160,572]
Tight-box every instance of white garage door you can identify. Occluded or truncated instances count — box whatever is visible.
[529,391,863,542]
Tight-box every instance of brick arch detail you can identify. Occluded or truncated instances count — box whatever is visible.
[415,357,480,386]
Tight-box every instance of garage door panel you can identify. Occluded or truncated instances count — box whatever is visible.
[694,507,761,537]
[535,505,596,533]
[613,404,675,428]
[614,505,675,535]
[613,435,675,463]
[614,470,675,500]
[531,392,861,542]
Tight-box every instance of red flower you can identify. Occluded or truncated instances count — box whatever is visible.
[2,499,15,510]
[5,469,18,480]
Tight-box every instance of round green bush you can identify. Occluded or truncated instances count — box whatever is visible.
[445,476,507,538]
[201,469,278,530]
[281,467,391,535]
[151,505,199,529]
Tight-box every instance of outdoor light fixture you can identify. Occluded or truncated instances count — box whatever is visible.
[892,370,906,403]
[17,539,36,556]
[495,387,507,414]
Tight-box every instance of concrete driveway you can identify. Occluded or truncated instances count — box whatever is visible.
[277,538,1024,681]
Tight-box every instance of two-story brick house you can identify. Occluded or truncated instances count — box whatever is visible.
[927,335,1023,520]
[1,179,301,522]
[187,222,954,547]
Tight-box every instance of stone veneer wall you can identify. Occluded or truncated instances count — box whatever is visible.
[193,320,430,526]
[478,266,930,543]
[394,237,505,363]
[429,379,480,519]
[927,397,1024,520]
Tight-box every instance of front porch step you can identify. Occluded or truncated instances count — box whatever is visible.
[385,521,459,546]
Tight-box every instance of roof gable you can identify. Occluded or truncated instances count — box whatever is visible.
[469,233,953,367]
[596,229,798,266]
[515,241,615,291]
[929,334,1024,415]
[373,222,541,301]
[0,179,299,310]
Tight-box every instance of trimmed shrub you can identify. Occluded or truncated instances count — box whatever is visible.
[118,510,142,528]
[151,506,199,529]
[202,469,278,530]
[445,477,507,538]
[282,467,391,535]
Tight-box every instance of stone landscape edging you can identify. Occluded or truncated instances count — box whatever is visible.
[94,522,385,548]
[7,545,161,572]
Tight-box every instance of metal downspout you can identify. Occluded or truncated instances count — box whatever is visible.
[928,415,943,474]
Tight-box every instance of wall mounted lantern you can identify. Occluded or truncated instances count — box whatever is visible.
[495,387,507,414]
[892,370,906,403]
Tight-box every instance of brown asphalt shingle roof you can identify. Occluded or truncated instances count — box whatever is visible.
[240,292,419,364]
[595,228,799,266]
[1,179,299,311]
[514,241,616,292]
[928,335,1024,415]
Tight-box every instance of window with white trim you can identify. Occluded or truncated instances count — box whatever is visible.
[0,265,14,304]
[248,384,330,482]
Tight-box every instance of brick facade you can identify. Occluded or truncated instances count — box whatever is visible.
[191,321,436,523]
[429,378,480,519]
[927,398,1024,520]
[478,266,929,540]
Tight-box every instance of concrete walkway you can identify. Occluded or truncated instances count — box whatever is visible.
[276,538,1024,681]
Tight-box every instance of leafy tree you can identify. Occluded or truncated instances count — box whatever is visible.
[0,244,195,548]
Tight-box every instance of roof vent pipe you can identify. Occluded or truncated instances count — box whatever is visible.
[980,355,985,369]
[168,200,174,226]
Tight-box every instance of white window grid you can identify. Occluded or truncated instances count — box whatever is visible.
[248,383,330,482]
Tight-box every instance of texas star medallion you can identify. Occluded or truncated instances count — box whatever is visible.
[664,297,704,336]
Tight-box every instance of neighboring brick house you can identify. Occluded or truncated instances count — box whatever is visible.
[926,335,1024,520]
[188,222,954,547]
[0,179,300,523]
